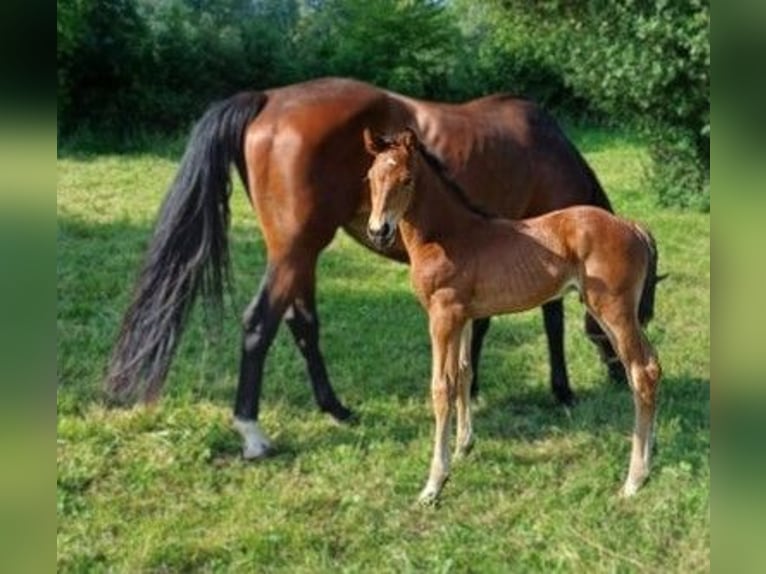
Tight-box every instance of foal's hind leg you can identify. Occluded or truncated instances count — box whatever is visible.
[585,312,627,383]
[592,304,661,496]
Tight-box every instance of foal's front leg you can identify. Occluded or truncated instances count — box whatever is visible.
[419,312,463,505]
[455,321,474,459]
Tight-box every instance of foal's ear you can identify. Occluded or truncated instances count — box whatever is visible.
[399,128,417,150]
[363,128,386,156]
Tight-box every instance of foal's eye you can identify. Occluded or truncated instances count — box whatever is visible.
[402,177,413,186]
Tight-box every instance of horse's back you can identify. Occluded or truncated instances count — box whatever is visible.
[392,92,609,218]
[240,77,609,260]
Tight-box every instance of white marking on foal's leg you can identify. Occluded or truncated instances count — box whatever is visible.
[232,417,272,459]
[419,376,452,506]
[419,424,451,505]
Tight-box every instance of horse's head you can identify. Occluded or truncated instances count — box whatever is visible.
[363,128,418,249]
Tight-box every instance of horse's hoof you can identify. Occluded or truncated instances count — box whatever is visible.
[555,389,577,407]
[233,418,272,460]
[242,442,271,460]
[327,404,358,426]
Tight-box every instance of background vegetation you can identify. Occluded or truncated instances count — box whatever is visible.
[57,0,709,209]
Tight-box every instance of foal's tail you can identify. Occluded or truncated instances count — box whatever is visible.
[106,92,267,401]
[633,223,663,327]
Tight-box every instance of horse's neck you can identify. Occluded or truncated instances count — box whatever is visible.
[399,156,481,252]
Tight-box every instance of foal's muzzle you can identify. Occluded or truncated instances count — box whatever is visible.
[367,221,395,248]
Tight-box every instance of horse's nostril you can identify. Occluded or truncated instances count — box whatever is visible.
[380,222,390,237]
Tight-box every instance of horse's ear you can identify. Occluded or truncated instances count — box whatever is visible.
[363,128,386,156]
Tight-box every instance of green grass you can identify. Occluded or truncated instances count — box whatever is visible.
[57,127,709,572]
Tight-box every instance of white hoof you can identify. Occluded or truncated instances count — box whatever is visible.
[620,478,641,498]
[417,479,445,506]
[418,487,439,506]
[233,418,272,460]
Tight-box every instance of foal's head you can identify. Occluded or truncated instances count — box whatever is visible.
[363,128,418,249]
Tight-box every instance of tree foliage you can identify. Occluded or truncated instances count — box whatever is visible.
[57,0,709,209]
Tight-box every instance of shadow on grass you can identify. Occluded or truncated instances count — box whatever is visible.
[477,375,709,468]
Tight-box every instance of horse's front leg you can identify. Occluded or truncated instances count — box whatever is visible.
[419,310,463,505]
[542,299,575,405]
[469,317,490,399]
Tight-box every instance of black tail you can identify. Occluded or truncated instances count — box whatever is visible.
[634,223,661,327]
[106,91,267,401]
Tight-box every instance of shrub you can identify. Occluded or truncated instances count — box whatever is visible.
[551,0,710,208]
[449,0,709,208]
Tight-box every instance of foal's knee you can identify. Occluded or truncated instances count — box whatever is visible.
[458,362,473,388]
[431,379,453,413]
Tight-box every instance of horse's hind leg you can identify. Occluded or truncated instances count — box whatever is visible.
[233,266,290,459]
[284,267,353,422]
[542,299,575,405]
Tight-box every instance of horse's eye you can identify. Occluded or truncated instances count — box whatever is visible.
[403,177,412,186]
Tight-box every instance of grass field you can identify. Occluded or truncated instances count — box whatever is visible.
[57,127,710,572]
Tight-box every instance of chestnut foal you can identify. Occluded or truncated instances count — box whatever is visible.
[363,128,661,503]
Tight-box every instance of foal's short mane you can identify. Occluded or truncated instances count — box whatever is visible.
[413,143,494,220]
[378,132,494,220]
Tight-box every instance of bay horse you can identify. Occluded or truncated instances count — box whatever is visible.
[106,77,653,459]
[363,128,661,502]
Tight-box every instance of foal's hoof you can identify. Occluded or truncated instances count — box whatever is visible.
[417,489,440,507]
[454,440,474,461]
[620,474,648,498]
[417,477,447,506]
